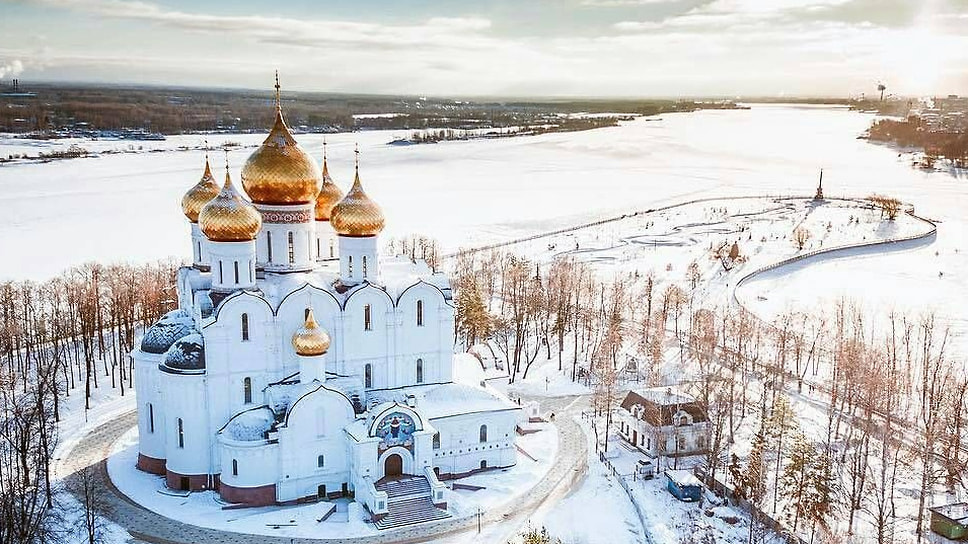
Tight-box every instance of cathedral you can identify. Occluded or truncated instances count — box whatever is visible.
[132,76,520,524]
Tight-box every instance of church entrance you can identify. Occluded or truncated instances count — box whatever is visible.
[384,454,403,478]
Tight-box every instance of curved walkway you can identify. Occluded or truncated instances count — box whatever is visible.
[61,395,587,544]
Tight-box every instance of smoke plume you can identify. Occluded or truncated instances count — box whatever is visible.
[0,60,25,79]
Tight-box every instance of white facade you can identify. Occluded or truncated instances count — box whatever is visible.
[135,165,519,515]
[617,388,710,459]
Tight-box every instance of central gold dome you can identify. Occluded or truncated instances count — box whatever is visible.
[199,168,263,242]
[181,157,220,222]
[241,111,322,205]
[330,168,385,237]
[315,157,345,221]
[292,309,331,356]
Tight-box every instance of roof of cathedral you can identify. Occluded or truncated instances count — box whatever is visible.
[199,166,263,242]
[315,152,344,221]
[222,406,276,442]
[291,309,331,356]
[330,166,385,237]
[241,74,322,205]
[162,332,205,371]
[141,309,196,354]
[181,156,220,223]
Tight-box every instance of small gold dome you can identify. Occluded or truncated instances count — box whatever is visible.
[315,157,345,221]
[181,157,220,222]
[241,78,321,205]
[330,168,385,237]
[199,168,263,242]
[292,309,331,356]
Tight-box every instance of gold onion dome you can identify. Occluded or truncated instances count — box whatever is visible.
[241,75,322,205]
[181,156,220,222]
[292,309,331,356]
[315,148,345,221]
[199,167,263,242]
[330,165,385,237]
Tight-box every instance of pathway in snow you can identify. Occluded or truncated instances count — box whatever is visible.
[61,394,588,544]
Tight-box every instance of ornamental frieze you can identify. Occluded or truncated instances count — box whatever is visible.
[260,209,313,224]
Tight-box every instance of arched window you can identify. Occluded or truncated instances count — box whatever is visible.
[364,364,372,389]
[316,238,321,259]
[362,256,368,278]
[218,261,224,284]
[267,231,273,262]
[243,377,252,404]
[241,313,249,341]
[433,432,440,450]
[177,418,184,448]
[416,358,424,384]
[148,403,154,433]
[232,459,238,476]
[479,425,487,443]
[233,261,239,284]
[416,300,424,326]
[364,304,372,331]
[288,232,295,264]
[480,460,487,470]
[348,255,353,277]
[317,454,325,468]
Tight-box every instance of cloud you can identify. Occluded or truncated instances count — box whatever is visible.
[0,59,24,79]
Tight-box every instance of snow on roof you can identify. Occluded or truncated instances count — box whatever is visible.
[141,309,196,354]
[223,407,275,441]
[631,387,695,406]
[163,332,205,371]
[666,470,703,488]
[365,382,517,421]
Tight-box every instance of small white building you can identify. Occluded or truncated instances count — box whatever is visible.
[133,79,519,528]
[617,387,709,458]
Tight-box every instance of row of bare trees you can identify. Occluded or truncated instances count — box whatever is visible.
[0,259,178,544]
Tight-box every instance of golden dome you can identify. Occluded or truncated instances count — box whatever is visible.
[330,167,385,237]
[315,153,345,221]
[241,76,322,205]
[199,167,263,242]
[181,157,220,222]
[292,309,331,356]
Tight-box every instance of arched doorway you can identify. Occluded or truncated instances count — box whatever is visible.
[384,454,403,478]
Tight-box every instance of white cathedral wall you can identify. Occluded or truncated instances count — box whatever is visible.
[190,223,210,269]
[255,204,316,273]
[338,236,379,285]
[340,287,393,386]
[274,287,342,377]
[218,439,278,489]
[160,371,210,477]
[315,220,338,261]
[430,410,519,477]
[274,387,356,501]
[135,352,167,462]
[207,240,257,292]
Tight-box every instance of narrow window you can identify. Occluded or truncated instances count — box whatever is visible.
[364,364,372,389]
[232,459,238,476]
[364,304,372,331]
[479,425,487,443]
[218,261,224,284]
[433,432,440,449]
[416,358,423,384]
[316,238,321,259]
[362,256,368,278]
[329,239,334,258]
[244,377,252,404]
[196,241,201,262]
[249,261,253,283]
[305,308,311,320]
[288,231,295,264]
[148,403,154,433]
[348,255,353,277]
[480,460,487,470]
[267,231,273,262]
[317,454,325,468]
[233,261,239,284]
[177,418,184,448]
[241,313,249,341]
[416,300,424,326]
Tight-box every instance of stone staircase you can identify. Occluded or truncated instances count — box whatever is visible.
[374,476,450,530]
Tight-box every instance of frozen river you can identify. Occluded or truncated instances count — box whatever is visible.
[0,103,964,282]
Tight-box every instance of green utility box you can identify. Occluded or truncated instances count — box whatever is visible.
[930,503,968,540]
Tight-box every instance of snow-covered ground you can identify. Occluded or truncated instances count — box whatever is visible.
[105,420,557,539]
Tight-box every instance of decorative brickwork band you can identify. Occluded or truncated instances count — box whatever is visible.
[260,209,313,224]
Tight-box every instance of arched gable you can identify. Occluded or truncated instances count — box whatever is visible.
[284,383,355,427]
[206,290,273,328]
[276,282,342,317]
[342,281,394,311]
[367,402,425,437]
[395,280,446,308]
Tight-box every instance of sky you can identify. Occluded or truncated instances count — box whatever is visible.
[1,0,967,98]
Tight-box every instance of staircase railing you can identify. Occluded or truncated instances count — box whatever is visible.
[360,475,389,518]
[423,466,448,506]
